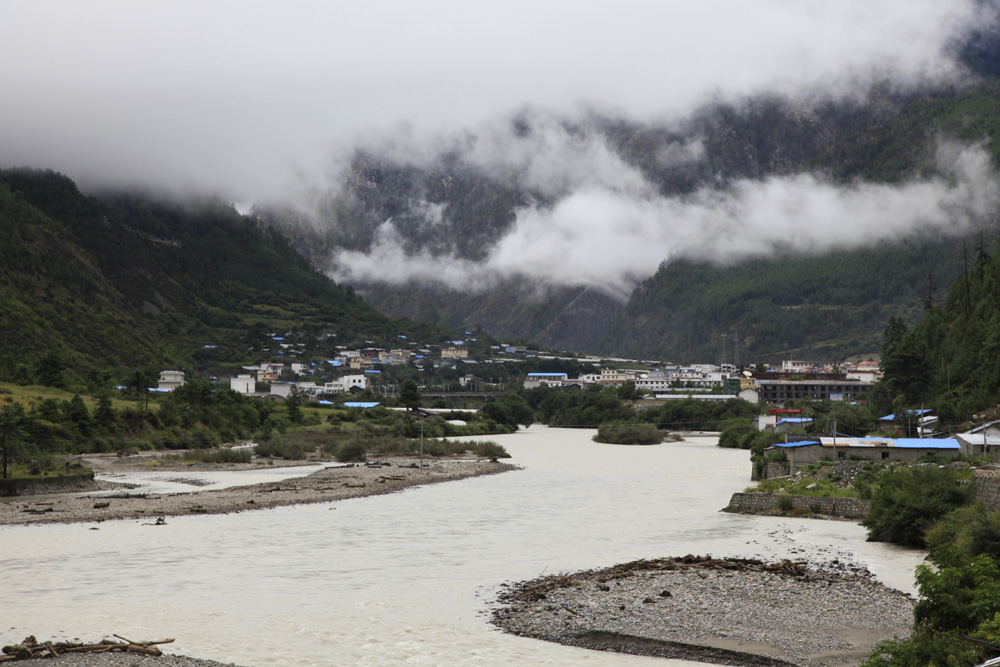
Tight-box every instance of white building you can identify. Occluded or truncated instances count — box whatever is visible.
[157,370,185,391]
[324,374,368,393]
[524,372,567,389]
[230,374,256,395]
[270,383,294,399]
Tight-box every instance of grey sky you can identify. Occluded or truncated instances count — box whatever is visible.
[0,0,986,200]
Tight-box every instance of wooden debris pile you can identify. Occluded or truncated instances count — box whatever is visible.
[1,635,174,661]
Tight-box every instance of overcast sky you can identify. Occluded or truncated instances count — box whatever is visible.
[0,0,990,201]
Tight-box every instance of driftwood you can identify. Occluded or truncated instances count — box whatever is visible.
[1,635,174,661]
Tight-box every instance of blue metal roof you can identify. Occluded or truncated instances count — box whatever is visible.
[879,409,933,421]
[528,372,567,377]
[344,402,381,408]
[887,438,958,449]
[776,417,813,425]
[771,441,821,448]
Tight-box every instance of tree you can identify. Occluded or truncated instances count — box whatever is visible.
[400,380,421,412]
[863,466,971,547]
[285,389,304,424]
[34,351,67,388]
[0,403,27,478]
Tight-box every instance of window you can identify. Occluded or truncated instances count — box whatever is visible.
[881,451,890,459]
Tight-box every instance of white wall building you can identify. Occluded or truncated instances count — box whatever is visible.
[324,374,368,393]
[157,370,185,391]
[231,374,256,395]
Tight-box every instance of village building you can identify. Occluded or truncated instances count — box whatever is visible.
[766,436,961,473]
[599,368,628,385]
[750,379,873,405]
[157,370,185,391]
[324,374,368,394]
[378,350,411,365]
[876,409,938,436]
[230,374,256,395]
[524,372,568,389]
[442,346,469,359]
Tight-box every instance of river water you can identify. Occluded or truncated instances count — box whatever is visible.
[0,427,924,666]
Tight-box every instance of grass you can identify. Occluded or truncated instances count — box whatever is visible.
[1,460,92,479]
[747,477,858,498]
[0,382,141,412]
[163,448,253,464]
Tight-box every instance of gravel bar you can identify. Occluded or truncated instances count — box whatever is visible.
[45,654,243,667]
[491,555,914,667]
[0,459,517,526]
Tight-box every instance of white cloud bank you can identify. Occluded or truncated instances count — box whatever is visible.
[0,0,992,200]
[330,142,1000,299]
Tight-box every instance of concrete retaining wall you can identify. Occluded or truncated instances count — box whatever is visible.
[973,470,1000,511]
[724,492,870,519]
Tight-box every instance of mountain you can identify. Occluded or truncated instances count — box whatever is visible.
[256,78,1000,360]
[600,234,983,364]
[0,169,447,386]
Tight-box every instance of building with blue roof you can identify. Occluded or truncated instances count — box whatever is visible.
[766,435,960,473]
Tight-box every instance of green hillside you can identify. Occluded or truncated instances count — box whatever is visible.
[0,169,448,386]
[600,235,980,363]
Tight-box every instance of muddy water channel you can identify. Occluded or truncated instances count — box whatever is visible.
[0,427,924,666]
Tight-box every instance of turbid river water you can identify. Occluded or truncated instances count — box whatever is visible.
[0,427,924,666]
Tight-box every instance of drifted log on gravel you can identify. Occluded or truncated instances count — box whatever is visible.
[1,635,174,661]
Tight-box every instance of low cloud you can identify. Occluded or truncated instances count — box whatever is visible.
[330,142,1000,300]
[0,1,992,201]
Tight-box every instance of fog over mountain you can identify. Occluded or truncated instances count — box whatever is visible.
[3,0,1000,302]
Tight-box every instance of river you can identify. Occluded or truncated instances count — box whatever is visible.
[0,426,924,666]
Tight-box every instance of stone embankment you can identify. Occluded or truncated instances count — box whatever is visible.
[973,469,1000,511]
[0,459,516,526]
[724,493,870,520]
[492,555,913,667]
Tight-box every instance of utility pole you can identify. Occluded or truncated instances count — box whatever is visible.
[419,422,424,469]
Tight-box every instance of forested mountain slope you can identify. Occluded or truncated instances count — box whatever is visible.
[0,169,440,384]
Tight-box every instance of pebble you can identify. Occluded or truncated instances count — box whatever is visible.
[491,557,914,666]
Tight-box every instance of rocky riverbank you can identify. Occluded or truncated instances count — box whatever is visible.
[42,652,243,667]
[0,458,516,526]
[491,555,914,667]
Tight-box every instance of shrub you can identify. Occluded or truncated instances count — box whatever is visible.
[335,440,367,463]
[255,439,310,460]
[594,421,664,445]
[863,466,971,547]
[180,448,251,464]
[472,441,510,458]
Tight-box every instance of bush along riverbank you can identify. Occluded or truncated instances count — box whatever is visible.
[725,458,983,521]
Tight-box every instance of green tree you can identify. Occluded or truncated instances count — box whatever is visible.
[0,403,27,478]
[400,380,421,412]
[34,351,67,388]
[863,466,971,547]
[285,389,304,424]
